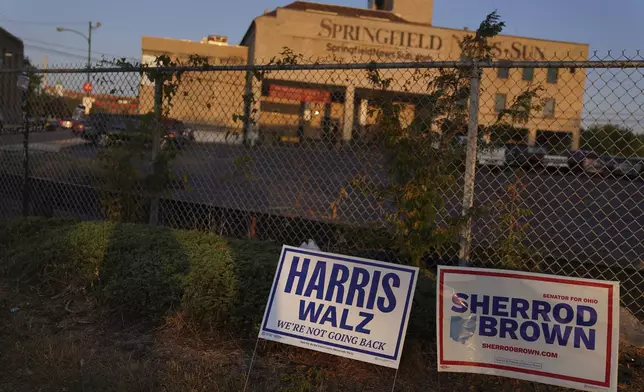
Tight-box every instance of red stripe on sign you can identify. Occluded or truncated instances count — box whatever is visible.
[441,361,609,386]
[438,272,445,363]
[439,269,614,289]
[269,84,331,103]
[605,285,613,386]
[438,269,614,388]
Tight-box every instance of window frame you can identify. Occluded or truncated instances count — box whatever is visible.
[547,68,558,84]
[543,98,556,118]
[494,93,507,113]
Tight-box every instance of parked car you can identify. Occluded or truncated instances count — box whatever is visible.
[477,144,506,168]
[161,119,194,149]
[78,113,141,146]
[506,144,547,168]
[568,150,606,174]
[60,118,75,131]
[65,105,87,134]
[543,154,569,171]
[45,119,60,131]
[606,156,644,179]
[601,156,632,177]
[453,136,506,168]
[631,158,644,180]
[27,117,57,132]
[80,114,192,149]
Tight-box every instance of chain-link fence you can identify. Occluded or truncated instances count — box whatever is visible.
[1,57,642,327]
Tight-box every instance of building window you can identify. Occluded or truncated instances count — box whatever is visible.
[494,94,507,113]
[497,67,509,79]
[544,99,556,118]
[547,68,558,84]
[371,0,389,11]
[522,68,534,81]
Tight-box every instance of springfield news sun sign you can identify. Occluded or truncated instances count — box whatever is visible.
[260,246,418,368]
[437,266,619,392]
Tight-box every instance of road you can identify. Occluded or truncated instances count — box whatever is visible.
[0,128,73,145]
[1,131,642,269]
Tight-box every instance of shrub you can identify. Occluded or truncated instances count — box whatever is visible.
[226,239,281,330]
[181,238,280,333]
[0,218,282,329]
[98,223,191,318]
[179,234,238,326]
[0,218,109,290]
[0,218,438,342]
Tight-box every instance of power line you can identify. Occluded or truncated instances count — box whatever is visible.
[0,18,87,26]
[22,37,136,61]
[23,43,104,63]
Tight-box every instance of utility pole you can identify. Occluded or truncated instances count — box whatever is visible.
[41,56,48,91]
[56,22,101,88]
[87,22,92,84]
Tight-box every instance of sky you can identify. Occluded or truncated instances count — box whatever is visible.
[2,0,643,130]
[1,0,643,66]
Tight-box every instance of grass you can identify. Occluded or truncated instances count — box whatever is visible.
[0,218,642,391]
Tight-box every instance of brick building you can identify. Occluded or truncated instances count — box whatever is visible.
[139,35,247,130]
[0,26,24,127]
[142,0,588,149]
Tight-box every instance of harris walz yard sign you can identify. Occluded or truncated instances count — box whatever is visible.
[259,246,418,368]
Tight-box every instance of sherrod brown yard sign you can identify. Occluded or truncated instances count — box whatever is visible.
[437,266,620,392]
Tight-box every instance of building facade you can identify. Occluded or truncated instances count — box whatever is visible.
[142,0,588,149]
[140,35,247,129]
[0,26,24,127]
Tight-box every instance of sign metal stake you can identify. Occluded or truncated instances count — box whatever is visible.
[390,368,399,392]
[243,335,261,392]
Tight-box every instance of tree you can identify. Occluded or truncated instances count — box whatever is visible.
[581,124,644,157]
[353,12,542,267]
[95,54,211,222]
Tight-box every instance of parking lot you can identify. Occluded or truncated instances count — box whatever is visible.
[1,130,641,270]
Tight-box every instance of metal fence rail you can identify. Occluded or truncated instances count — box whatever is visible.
[0,58,642,325]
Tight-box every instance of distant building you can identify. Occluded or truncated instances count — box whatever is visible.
[142,0,588,149]
[139,35,247,128]
[0,26,24,126]
[42,86,139,115]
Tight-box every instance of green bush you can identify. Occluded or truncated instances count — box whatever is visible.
[0,218,438,342]
[98,224,190,318]
[0,218,282,329]
[181,237,280,333]
[179,233,238,326]
[0,218,108,290]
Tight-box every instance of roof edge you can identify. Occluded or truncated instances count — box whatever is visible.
[0,26,24,46]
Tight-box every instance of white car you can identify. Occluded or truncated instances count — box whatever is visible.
[604,156,644,178]
[455,136,507,168]
[478,145,506,167]
[544,154,568,170]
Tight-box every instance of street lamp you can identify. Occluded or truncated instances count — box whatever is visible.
[56,22,101,84]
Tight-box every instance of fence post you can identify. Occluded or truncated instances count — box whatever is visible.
[458,62,481,263]
[148,78,163,226]
[20,73,31,217]
[21,100,31,217]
